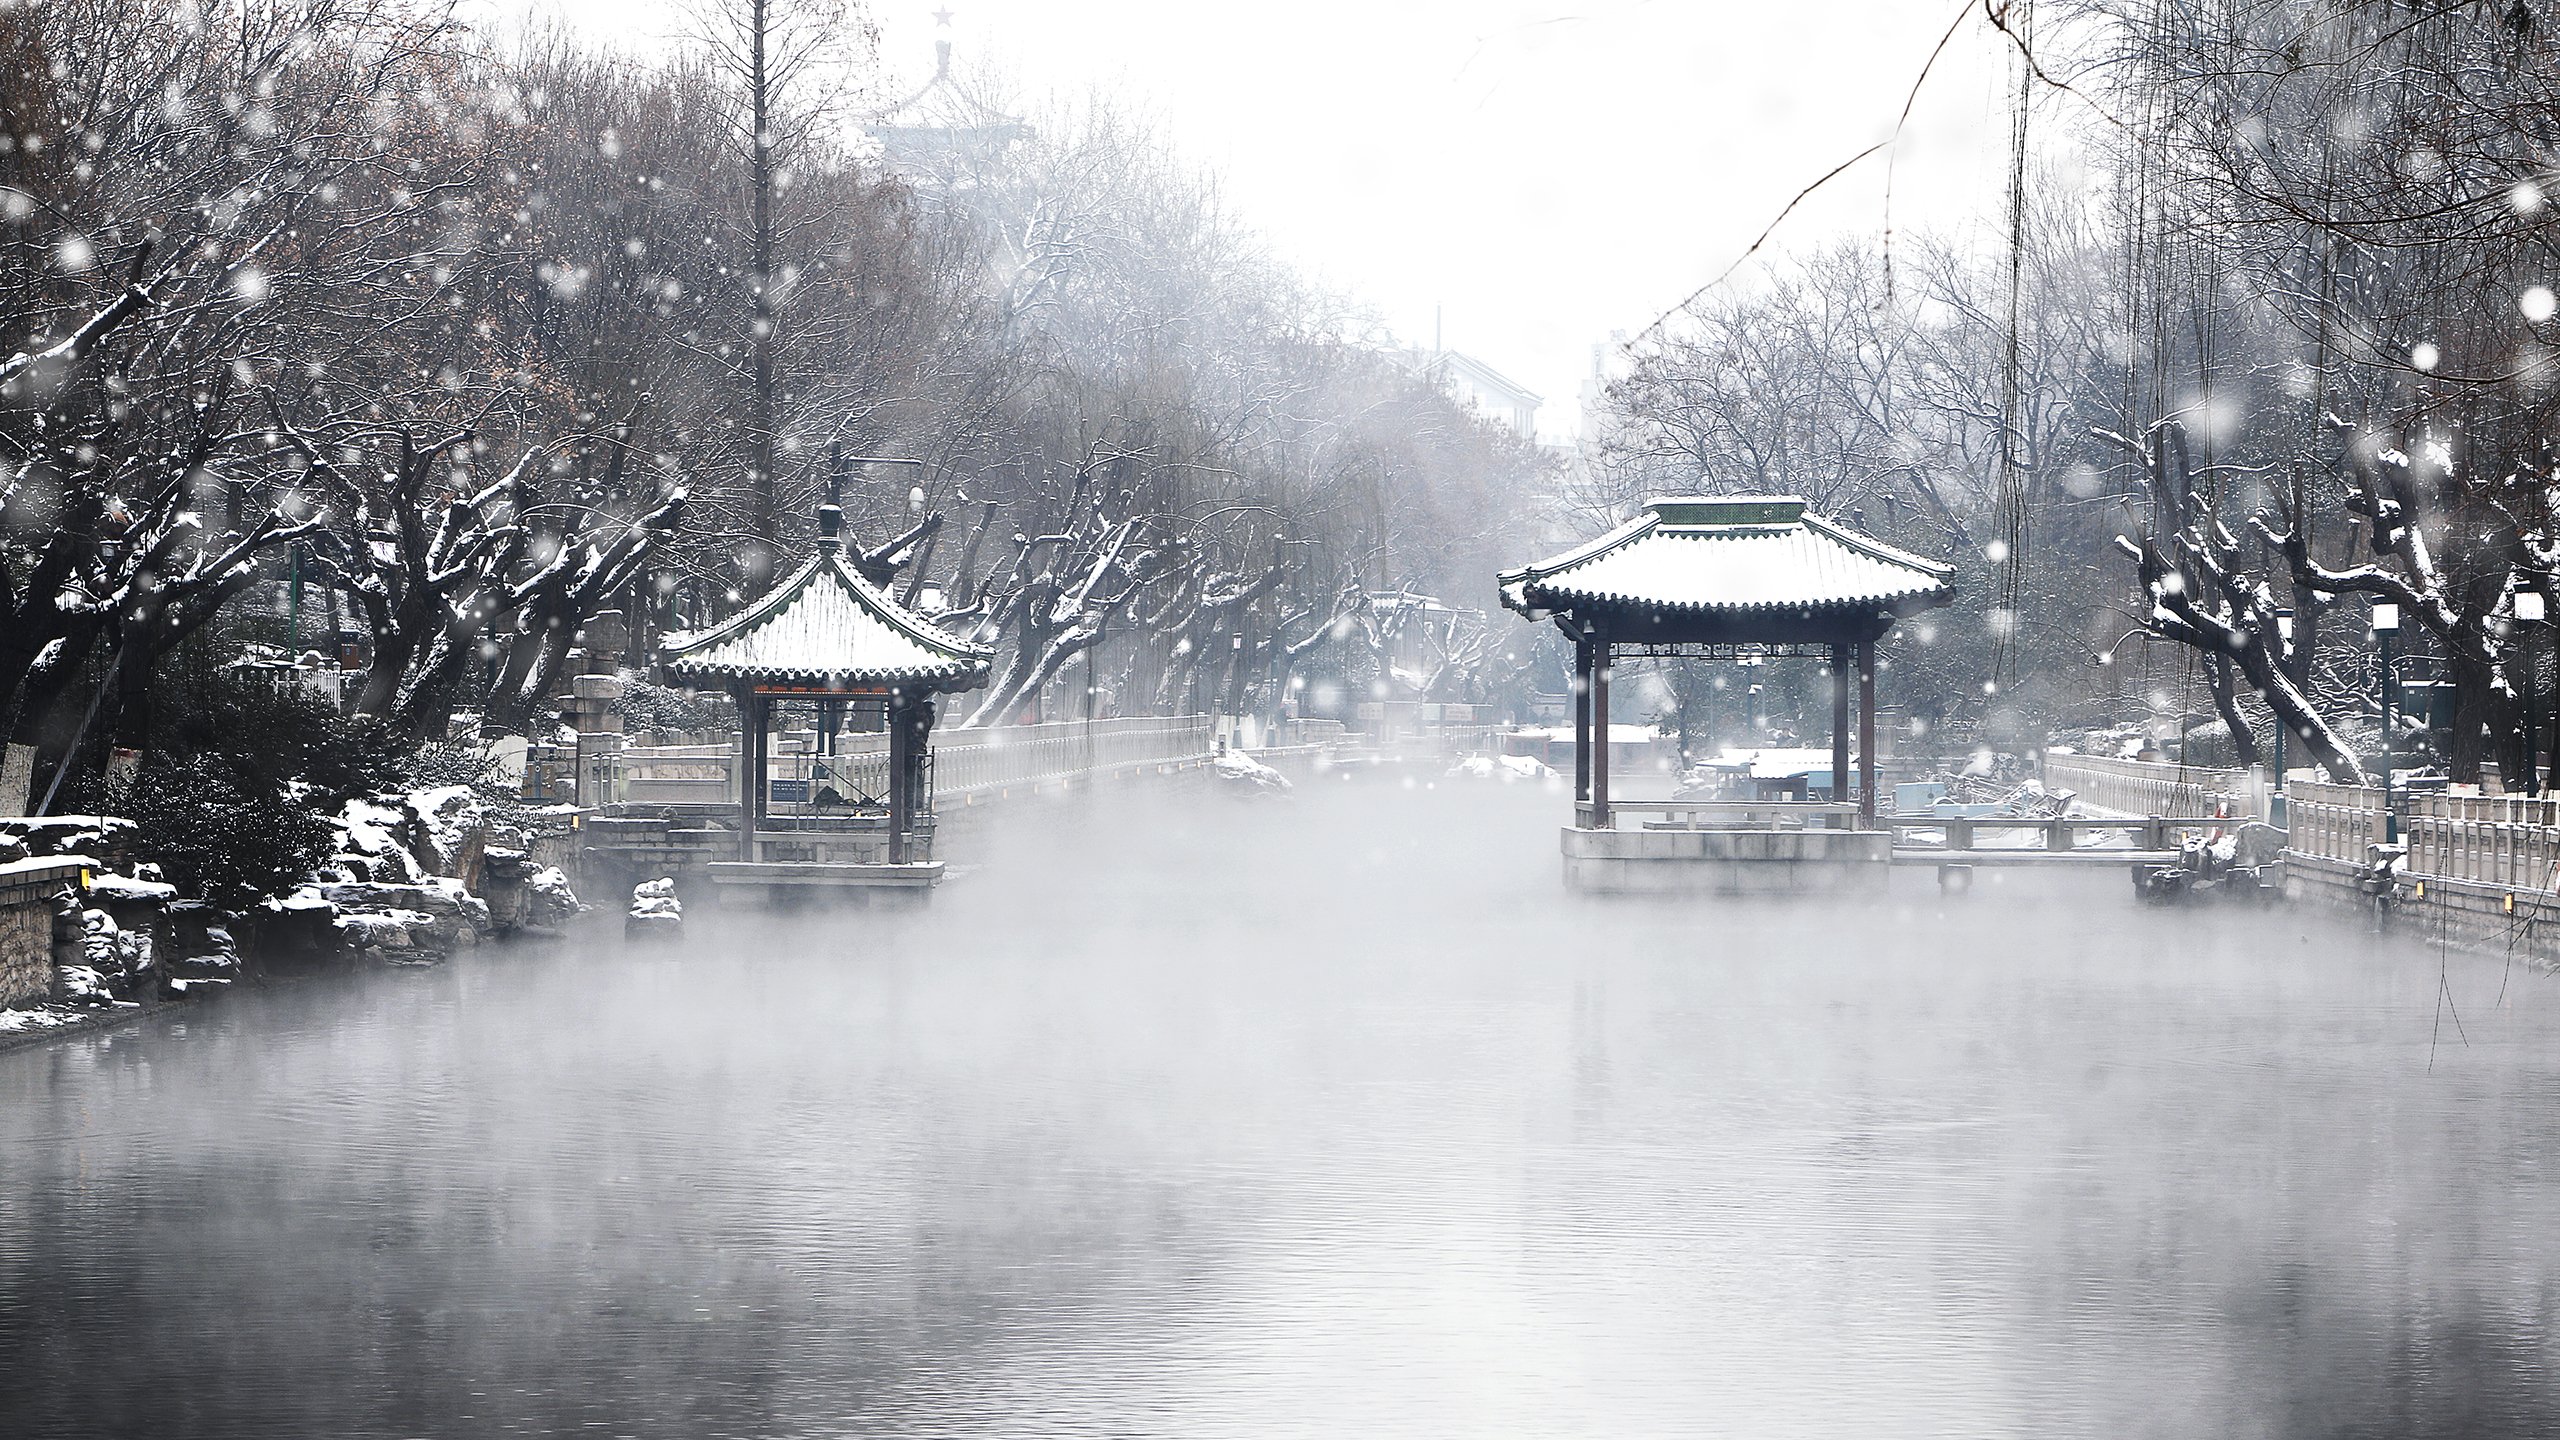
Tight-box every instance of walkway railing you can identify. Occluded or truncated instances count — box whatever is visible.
[2041,753,2261,820]
[2288,781,2560,889]
[932,716,1215,799]
[620,715,1217,808]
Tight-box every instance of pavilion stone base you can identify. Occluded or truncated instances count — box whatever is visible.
[704,860,943,908]
[1560,825,1891,896]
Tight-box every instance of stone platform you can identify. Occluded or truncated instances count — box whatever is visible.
[703,860,942,907]
[1560,825,1891,896]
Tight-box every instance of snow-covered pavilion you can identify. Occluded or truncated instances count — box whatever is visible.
[1498,496,1954,890]
[660,499,991,899]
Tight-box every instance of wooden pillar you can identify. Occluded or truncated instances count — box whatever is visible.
[1857,638,1878,828]
[751,693,770,828]
[888,687,914,865]
[733,686,754,860]
[909,695,936,861]
[1572,633,1593,805]
[1830,642,1851,817]
[1591,636,1612,830]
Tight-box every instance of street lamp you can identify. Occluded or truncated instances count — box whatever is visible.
[2374,602,2400,843]
[2519,589,2546,797]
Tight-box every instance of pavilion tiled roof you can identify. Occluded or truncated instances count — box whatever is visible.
[1499,496,1954,618]
[661,533,992,690]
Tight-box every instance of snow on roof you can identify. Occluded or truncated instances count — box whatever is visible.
[1498,495,1954,618]
[661,546,992,691]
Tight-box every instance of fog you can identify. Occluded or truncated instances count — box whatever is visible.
[6,775,2559,1436]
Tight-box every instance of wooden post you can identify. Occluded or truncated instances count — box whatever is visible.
[1830,642,1850,814]
[1591,636,1612,830]
[1857,638,1878,828]
[751,694,770,831]
[734,686,754,860]
[888,687,914,865]
[1572,633,1592,807]
[910,694,935,862]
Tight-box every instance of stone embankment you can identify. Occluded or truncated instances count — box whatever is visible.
[0,789,586,1051]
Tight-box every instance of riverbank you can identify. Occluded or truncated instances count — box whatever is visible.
[0,786,589,1049]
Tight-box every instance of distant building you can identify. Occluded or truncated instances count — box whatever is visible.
[1579,329,1631,449]
[870,10,1031,182]
[1401,348,1541,438]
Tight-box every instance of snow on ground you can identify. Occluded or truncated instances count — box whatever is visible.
[0,999,133,1034]
[87,873,178,904]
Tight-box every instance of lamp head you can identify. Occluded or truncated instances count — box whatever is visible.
[2519,592,2548,624]
[2373,602,2401,634]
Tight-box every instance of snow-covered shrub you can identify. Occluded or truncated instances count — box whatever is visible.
[97,757,333,910]
[616,679,720,736]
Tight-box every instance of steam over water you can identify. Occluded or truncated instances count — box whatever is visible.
[6,774,2560,1436]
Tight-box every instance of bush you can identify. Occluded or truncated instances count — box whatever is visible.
[96,758,332,909]
[615,679,717,735]
[65,652,417,907]
[143,660,412,804]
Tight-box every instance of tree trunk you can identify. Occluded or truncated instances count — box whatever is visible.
[2204,654,2262,768]
[2448,652,2502,786]
[744,0,780,592]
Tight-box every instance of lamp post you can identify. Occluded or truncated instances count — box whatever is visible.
[2519,589,2546,797]
[2374,602,2400,843]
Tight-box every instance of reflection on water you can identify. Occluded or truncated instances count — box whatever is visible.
[4,776,2558,1437]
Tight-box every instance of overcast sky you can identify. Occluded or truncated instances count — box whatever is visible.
[525,0,2028,440]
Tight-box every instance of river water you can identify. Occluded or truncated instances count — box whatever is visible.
[4,773,2559,1437]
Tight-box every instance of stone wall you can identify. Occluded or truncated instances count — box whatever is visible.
[2287,850,2560,965]
[1561,825,1893,896]
[0,858,84,1007]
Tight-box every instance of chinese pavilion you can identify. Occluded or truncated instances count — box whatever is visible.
[659,498,992,900]
[1498,495,1955,892]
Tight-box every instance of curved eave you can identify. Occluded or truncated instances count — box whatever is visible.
[1798,512,1957,582]
[658,659,993,694]
[1496,514,1660,611]
[1516,581,1958,619]
[656,549,994,693]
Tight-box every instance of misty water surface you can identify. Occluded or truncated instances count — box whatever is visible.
[4,773,2559,1437]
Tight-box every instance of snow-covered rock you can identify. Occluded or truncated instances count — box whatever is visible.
[627,877,682,940]
[312,878,490,953]
[526,866,584,927]
[333,908,440,952]
[1447,754,1556,783]
[86,873,178,905]
[1213,750,1293,794]
[0,815,135,864]
[57,964,114,1006]
[405,785,490,876]
[320,796,425,884]
[79,908,152,992]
